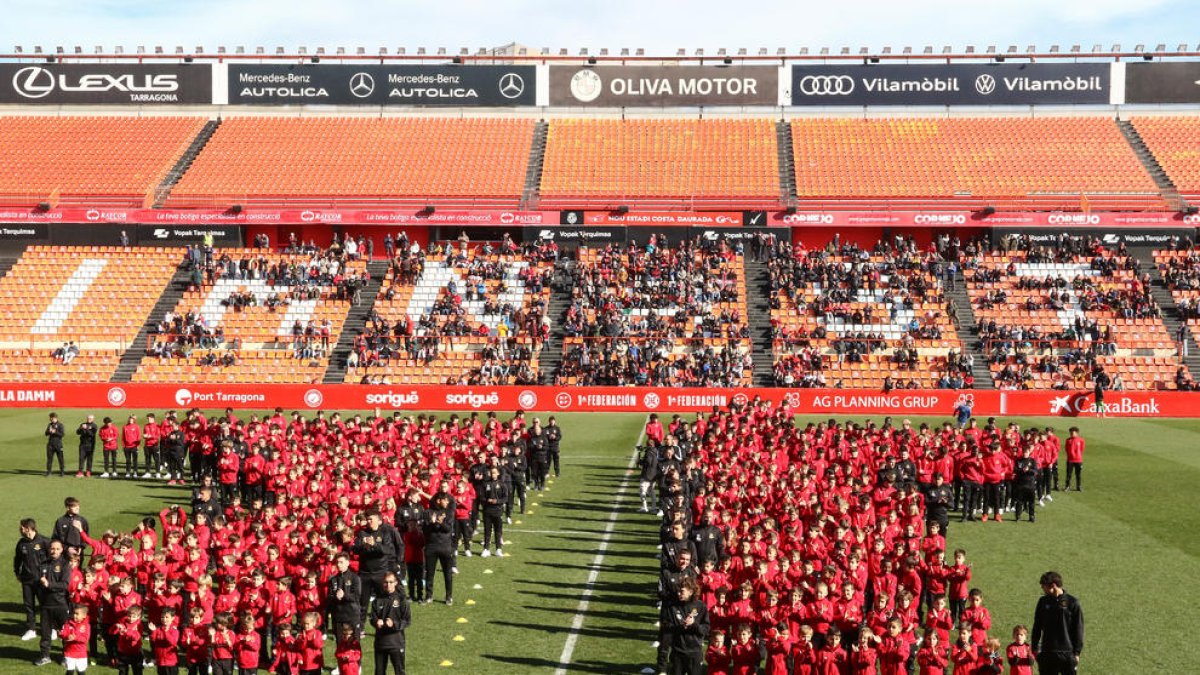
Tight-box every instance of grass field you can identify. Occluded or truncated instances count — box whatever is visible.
[0,409,1197,673]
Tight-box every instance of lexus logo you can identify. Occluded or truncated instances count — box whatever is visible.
[12,66,55,99]
[498,72,525,99]
[974,74,996,95]
[349,72,375,98]
[798,75,855,96]
[569,69,603,102]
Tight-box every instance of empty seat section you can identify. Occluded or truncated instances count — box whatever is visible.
[791,117,1162,210]
[168,117,534,209]
[0,246,180,381]
[539,118,780,209]
[1132,117,1200,201]
[0,116,206,207]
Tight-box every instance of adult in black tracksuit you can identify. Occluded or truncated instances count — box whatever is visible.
[688,512,726,567]
[34,540,70,666]
[327,552,363,632]
[545,416,564,477]
[1013,448,1040,523]
[370,573,411,675]
[422,493,456,604]
[1032,571,1084,675]
[162,426,187,484]
[466,455,490,532]
[44,413,65,477]
[656,549,699,673]
[14,518,49,638]
[75,415,97,476]
[353,510,404,620]
[664,579,709,675]
[528,426,550,491]
[924,473,953,537]
[503,445,527,521]
[479,467,510,556]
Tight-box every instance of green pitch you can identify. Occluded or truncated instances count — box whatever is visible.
[0,409,1196,673]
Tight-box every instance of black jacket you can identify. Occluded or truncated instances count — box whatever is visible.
[480,479,510,513]
[545,424,562,452]
[13,534,50,583]
[52,513,88,550]
[1032,591,1084,656]
[353,524,404,574]
[422,507,455,549]
[76,422,97,451]
[37,556,71,606]
[689,524,726,565]
[45,421,65,449]
[370,590,411,651]
[925,485,953,523]
[1014,458,1040,487]
[663,598,709,653]
[327,570,362,621]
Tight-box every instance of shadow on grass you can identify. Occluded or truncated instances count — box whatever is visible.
[481,654,635,673]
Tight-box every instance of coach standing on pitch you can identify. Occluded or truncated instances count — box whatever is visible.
[44,413,65,477]
[1032,570,1084,675]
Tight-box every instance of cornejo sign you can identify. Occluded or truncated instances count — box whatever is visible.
[549,65,779,106]
[0,63,211,104]
[227,64,536,105]
[791,63,1110,106]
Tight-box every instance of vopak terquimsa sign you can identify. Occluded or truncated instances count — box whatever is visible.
[790,63,1110,106]
[549,65,779,106]
[227,64,536,106]
[0,63,211,104]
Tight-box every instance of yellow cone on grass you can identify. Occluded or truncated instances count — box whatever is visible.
[453,635,465,642]
[456,617,468,624]
[439,660,454,667]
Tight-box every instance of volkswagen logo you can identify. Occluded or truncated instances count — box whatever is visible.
[974,74,996,95]
[569,69,603,103]
[12,66,55,99]
[349,72,375,98]
[498,72,525,99]
[798,75,855,96]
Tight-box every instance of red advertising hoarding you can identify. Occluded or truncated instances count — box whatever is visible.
[0,383,1192,418]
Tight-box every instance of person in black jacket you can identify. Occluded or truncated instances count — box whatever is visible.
[638,445,661,513]
[162,424,187,485]
[479,466,510,558]
[44,412,65,477]
[925,472,953,537]
[371,572,411,674]
[502,444,527,524]
[466,453,490,534]
[1012,447,1040,523]
[422,492,456,605]
[75,415,97,477]
[545,416,564,477]
[33,539,70,666]
[14,518,50,641]
[327,552,363,632]
[664,578,709,675]
[528,424,550,492]
[688,511,726,567]
[1032,571,1084,675]
[51,497,87,556]
[354,509,404,619]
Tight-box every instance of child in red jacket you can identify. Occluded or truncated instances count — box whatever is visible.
[791,625,817,675]
[181,606,210,675]
[235,613,262,675]
[122,415,142,478]
[209,612,236,675]
[402,519,426,602]
[266,623,300,675]
[950,623,983,675]
[297,612,324,675]
[916,630,949,675]
[818,630,849,675]
[730,623,759,675]
[705,630,731,675]
[1005,626,1035,675]
[849,628,879,675]
[334,623,362,675]
[878,618,911,675]
[961,589,992,645]
[99,417,119,476]
[762,623,793,675]
[61,605,91,674]
[111,604,145,675]
[150,607,181,675]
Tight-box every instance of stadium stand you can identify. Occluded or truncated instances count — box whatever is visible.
[963,236,1178,390]
[556,239,753,387]
[131,248,367,383]
[791,117,1165,211]
[0,116,207,207]
[1154,246,1200,388]
[769,238,968,389]
[1131,116,1200,202]
[167,117,536,209]
[346,236,552,385]
[0,246,180,381]
[539,118,781,210]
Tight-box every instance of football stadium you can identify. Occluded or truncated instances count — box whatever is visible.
[2,13,1200,675]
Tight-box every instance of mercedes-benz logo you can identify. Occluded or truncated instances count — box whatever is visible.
[797,75,855,96]
[349,72,375,98]
[974,74,997,95]
[12,66,56,99]
[499,72,525,99]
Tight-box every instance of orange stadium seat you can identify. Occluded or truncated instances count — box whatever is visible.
[167,117,535,209]
[539,118,781,210]
[0,116,206,207]
[1132,117,1200,201]
[791,117,1164,211]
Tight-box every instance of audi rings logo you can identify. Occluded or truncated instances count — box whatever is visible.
[12,66,56,99]
[498,72,525,99]
[349,72,375,98]
[555,392,572,409]
[303,389,324,408]
[518,390,538,409]
[106,387,127,406]
[798,75,855,96]
[974,74,997,96]
[569,69,603,102]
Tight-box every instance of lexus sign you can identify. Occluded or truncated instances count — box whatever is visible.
[0,63,211,104]
[227,64,536,106]
[791,63,1110,106]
